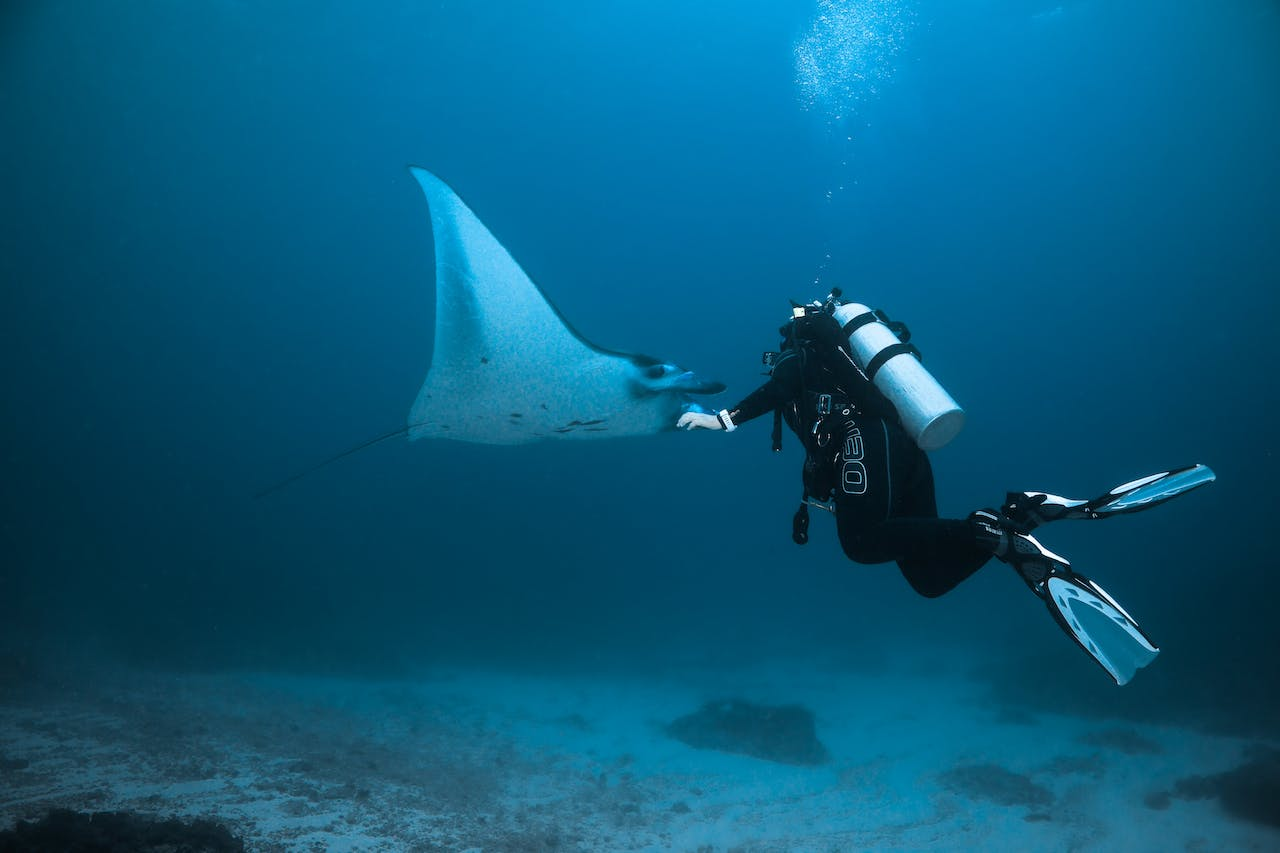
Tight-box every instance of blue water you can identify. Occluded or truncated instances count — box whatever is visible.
[3,0,1278,747]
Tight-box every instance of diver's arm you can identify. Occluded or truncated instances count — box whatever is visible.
[677,353,800,431]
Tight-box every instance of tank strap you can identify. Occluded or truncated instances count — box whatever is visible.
[865,342,921,380]
[841,308,913,344]
[840,310,879,336]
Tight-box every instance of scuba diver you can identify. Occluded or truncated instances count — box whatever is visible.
[676,291,1215,685]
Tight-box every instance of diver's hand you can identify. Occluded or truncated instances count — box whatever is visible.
[676,412,720,430]
[676,410,735,431]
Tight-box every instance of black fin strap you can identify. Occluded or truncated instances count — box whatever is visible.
[771,408,783,452]
[865,342,921,380]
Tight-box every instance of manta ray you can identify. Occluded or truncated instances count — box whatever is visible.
[255,169,725,496]
[406,166,723,444]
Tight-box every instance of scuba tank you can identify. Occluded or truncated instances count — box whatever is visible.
[826,294,965,451]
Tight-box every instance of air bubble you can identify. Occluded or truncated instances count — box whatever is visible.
[795,0,916,122]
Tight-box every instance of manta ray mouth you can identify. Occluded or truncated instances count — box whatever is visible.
[667,369,698,388]
[675,372,727,395]
[646,369,724,395]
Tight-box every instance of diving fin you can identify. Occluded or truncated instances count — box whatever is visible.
[992,463,1213,684]
[1041,570,1159,686]
[1003,463,1215,532]
[985,517,1160,685]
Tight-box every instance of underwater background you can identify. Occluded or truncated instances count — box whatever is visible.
[3,0,1279,768]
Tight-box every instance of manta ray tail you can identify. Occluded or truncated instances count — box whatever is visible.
[253,426,409,498]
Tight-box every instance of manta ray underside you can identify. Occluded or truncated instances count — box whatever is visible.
[407,167,723,444]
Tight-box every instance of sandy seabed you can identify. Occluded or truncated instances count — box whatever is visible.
[1,660,1276,852]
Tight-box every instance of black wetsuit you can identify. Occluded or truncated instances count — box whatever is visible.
[725,335,991,598]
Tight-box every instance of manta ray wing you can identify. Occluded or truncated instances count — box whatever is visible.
[407,167,721,444]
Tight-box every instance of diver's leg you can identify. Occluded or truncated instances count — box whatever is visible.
[830,417,993,596]
[892,521,993,597]
[969,509,1071,589]
[891,502,1076,597]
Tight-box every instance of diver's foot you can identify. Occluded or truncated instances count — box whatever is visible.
[970,509,1070,587]
[1000,491,1087,532]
